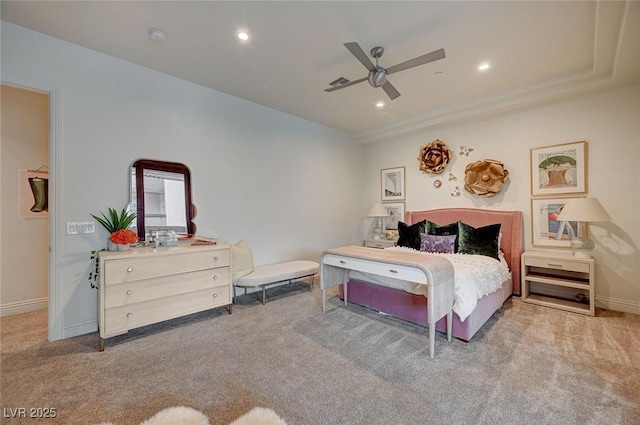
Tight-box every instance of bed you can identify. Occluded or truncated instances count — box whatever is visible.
[339,208,523,342]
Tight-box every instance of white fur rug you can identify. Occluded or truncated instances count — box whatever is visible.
[97,406,285,425]
[229,407,287,425]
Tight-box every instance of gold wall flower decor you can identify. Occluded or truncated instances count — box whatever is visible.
[418,139,452,174]
[463,159,509,197]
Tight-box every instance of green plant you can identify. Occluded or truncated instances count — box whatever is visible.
[91,207,136,234]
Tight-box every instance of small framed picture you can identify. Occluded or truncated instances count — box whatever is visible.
[531,198,579,247]
[381,166,405,201]
[382,202,405,231]
[19,169,49,218]
[530,141,587,197]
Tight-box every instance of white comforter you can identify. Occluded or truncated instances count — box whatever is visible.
[351,246,511,321]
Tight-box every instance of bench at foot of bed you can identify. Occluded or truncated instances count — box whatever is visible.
[234,260,319,305]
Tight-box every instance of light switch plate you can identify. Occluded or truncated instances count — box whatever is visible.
[66,221,96,235]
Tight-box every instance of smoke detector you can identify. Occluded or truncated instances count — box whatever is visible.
[148,29,167,44]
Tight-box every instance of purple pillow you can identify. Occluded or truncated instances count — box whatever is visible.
[419,233,456,254]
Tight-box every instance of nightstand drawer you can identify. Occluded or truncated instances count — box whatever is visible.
[364,238,397,249]
[525,257,590,273]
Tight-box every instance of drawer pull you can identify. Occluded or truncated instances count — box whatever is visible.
[212,275,218,280]
[339,260,347,264]
[126,313,133,318]
[547,263,563,268]
[213,256,219,261]
[126,290,133,295]
[389,269,399,274]
[127,267,133,273]
[212,293,218,298]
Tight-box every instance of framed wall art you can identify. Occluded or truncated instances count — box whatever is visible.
[531,198,579,247]
[381,166,405,201]
[530,141,587,197]
[382,202,404,231]
[19,169,49,218]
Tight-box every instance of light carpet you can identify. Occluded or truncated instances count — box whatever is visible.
[1,282,638,424]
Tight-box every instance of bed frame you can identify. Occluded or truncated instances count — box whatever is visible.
[341,208,523,341]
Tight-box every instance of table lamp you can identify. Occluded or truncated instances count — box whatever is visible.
[367,203,389,240]
[556,197,611,258]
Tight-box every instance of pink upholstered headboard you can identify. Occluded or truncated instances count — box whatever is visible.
[405,208,523,295]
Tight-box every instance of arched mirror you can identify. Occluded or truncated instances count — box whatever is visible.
[129,159,196,241]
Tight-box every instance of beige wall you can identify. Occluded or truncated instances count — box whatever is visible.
[363,84,640,314]
[0,84,49,316]
[1,22,364,339]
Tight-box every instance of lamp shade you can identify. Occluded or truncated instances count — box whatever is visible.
[556,197,611,222]
[367,203,389,218]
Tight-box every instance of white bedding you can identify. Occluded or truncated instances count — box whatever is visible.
[349,246,511,321]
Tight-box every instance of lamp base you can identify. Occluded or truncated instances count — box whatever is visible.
[570,236,594,258]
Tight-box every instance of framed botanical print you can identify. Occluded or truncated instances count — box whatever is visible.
[531,198,579,247]
[530,141,587,196]
[381,166,405,201]
[382,202,404,231]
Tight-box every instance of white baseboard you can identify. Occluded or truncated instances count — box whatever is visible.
[0,297,48,317]
[595,296,640,315]
[61,319,98,339]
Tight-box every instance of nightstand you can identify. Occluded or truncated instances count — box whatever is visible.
[364,238,397,249]
[521,251,595,316]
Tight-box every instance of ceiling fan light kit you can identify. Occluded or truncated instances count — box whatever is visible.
[325,41,445,100]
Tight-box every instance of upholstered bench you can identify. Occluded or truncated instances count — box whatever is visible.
[234,260,319,305]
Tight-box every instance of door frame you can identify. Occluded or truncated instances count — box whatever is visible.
[2,71,63,341]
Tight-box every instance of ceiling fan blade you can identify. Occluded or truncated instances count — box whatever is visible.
[382,81,401,100]
[344,42,376,72]
[324,76,368,92]
[386,48,446,75]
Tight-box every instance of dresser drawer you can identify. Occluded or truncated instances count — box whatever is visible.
[525,257,590,274]
[104,249,230,284]
[102,285,231,338]
[104,267,230,308]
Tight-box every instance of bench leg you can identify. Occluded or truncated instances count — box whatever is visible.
[309,274,314,291]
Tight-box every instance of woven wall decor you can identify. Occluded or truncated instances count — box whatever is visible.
[418,139,452,174]
[463,159,509,198]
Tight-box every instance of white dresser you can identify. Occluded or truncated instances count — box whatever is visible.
[98,242,231,351]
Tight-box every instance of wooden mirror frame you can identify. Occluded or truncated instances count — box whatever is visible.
[130,159,196,241]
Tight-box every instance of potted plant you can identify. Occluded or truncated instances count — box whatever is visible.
[89,207,138,289]
[91,206,137,234]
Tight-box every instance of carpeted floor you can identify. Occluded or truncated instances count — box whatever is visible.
[1,281,639,425]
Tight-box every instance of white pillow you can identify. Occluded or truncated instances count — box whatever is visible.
[231,239,254,284]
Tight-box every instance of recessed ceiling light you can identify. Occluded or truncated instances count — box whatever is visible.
[376,101,385,108]
[237,32,249,41]
[478,62,490,71]
[148,28,167,44]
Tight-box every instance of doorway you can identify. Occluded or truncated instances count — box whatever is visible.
[1,73,61,341]
[0,84,49,319]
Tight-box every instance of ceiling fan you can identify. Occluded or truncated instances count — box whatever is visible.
[325,42,445,100]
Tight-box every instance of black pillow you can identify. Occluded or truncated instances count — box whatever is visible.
[397,220,427,250]
[426,220,459,236]
[457,221,502,260]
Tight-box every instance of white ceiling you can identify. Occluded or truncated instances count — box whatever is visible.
[2,1,639,143]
